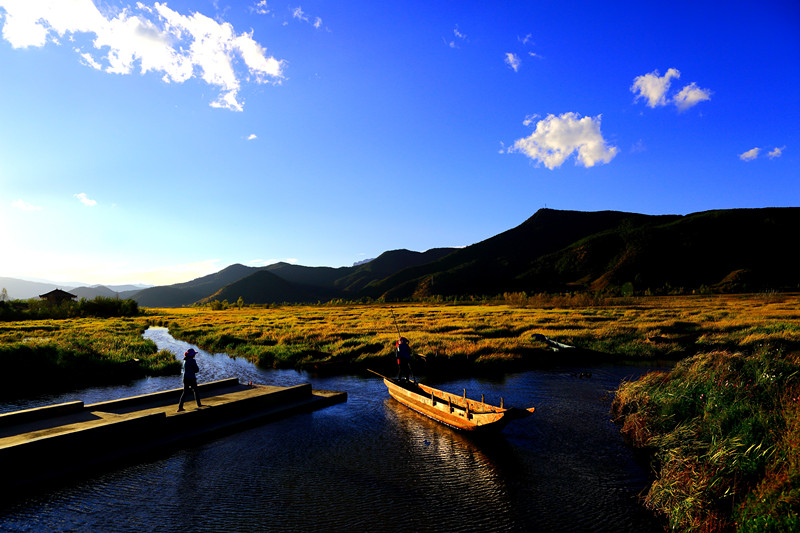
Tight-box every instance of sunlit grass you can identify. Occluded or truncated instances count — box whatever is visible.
[138,294,800,374]
[0,316,180,397]
[612,348,800,531]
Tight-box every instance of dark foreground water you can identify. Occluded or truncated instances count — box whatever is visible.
[0,328,664,532]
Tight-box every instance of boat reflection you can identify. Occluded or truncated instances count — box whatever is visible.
[382,397,525,517]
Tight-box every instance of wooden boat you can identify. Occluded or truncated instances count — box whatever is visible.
[369,370,534,432]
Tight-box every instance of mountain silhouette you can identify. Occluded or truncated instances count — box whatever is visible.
[19,207,794,307]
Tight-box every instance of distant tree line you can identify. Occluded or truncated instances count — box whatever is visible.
[0,294,140,321]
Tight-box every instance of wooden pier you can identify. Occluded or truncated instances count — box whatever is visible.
[0,378,346,495]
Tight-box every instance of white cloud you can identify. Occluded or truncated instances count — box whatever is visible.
[739,147,760,161]
[74,192,97,206]
[505,52,520,72]
[247,133,257,140]
[673,82,712,111]
[78,50,102,70]
[768,146,786,159]
[291,5,322,29]
[510,112,618,170]
[12,199,42,211]
[0,0,285,111]
[519,33,533,46]
[0,0,104,48]
[292,6,306,21]
[445,25,466,48]
[631,68,681,108]
[522,114,539,126]
[252,1,270,15]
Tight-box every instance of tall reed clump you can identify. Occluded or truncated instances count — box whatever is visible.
[611,349,800,531]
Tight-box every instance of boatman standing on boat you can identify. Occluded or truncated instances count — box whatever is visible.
[177,348,203,412]
[396,336,415,381]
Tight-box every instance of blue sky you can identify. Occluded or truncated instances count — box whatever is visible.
[1,0,798,286]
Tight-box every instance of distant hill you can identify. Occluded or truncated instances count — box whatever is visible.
[0,278,76,300]
[332,248,457,293]
[134,263,267,307]
[137,248,459,307]
[4,207,797,307]
[200,270,335,304]
[0,279,148,301]
[69,285,143,300]
[366,207,799,298]
[362,209,672,299]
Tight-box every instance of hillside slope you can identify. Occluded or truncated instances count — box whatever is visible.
[125,206,800,306]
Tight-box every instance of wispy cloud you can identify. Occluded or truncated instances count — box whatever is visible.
[252,1,270,15]
[74,192,97,206]
[631,68,711,111]
[505,52,521,72]
[0,0,285,111]
[78,50,103,70]
[631,140,646,153]
[247,133,258,141]
[444,25,467,48]
[739,147,760,161]
[12,199,42,211]
[522,114,540,126]
[509,113,618,170]
[768,146,786,159]
[291,6,323,29]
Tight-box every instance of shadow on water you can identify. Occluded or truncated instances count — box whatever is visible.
[0,327,665,532]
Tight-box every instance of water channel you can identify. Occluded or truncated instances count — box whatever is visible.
[0,327,665,532]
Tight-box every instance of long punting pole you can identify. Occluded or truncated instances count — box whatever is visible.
[390,308,401,338]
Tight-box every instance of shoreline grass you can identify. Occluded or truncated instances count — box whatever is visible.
[0,317,180,398]
[612,349,800,531]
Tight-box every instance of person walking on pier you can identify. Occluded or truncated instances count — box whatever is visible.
[177,348,203,412]
[396,336,415,382]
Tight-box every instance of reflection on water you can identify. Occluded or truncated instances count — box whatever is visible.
[0,327,664,532]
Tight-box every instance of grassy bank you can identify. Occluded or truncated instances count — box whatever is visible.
[0,317,180,398]
[612,344,800,528]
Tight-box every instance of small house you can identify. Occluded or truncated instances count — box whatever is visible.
[39,289,77,304]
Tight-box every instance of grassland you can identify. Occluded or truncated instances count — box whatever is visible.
[3,293,797,395]
[2,293,799,530]
[0,316,180,398]
[144,294,800,375]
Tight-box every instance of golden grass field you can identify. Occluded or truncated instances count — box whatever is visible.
[2,293,798,384]
[144,293,800,371]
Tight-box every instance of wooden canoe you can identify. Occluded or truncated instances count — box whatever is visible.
[369,370,534,432]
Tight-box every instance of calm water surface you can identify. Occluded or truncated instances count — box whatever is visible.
[0,327,664,532]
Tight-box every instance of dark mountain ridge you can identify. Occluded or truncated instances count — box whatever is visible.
[9,207,792,307]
